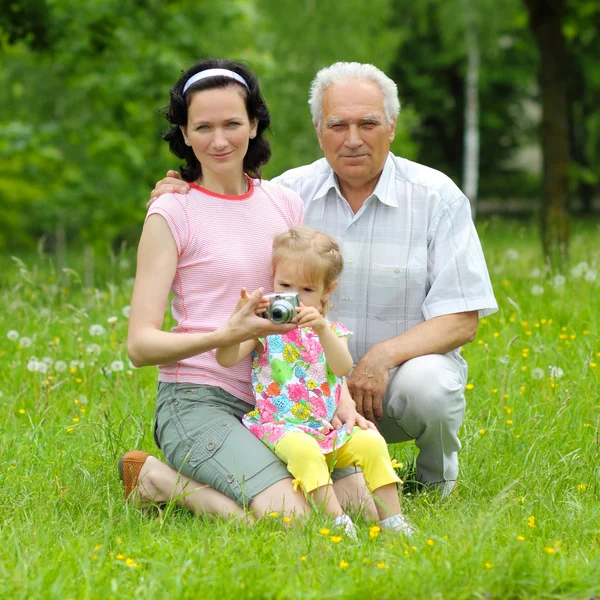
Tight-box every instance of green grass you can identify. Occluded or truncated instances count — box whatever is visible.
[1,217,599,599]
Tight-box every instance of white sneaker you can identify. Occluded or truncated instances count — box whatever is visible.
[379,514,415,536]
[332,514,358,541]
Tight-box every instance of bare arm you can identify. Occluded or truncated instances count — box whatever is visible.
[315,326,353,377]
[127,215,296,367]
[216,339,259,367]
[295,307,353,377]
[349,311,479,422]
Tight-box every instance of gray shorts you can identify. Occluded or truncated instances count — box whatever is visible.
[154,382,355,506]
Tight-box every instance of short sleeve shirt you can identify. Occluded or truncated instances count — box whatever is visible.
[273,153,498,363]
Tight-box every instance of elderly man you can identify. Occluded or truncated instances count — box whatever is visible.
[150,62,497,497]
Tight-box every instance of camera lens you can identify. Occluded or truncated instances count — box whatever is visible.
[270,300,292,324]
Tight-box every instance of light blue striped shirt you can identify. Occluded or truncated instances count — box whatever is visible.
[273,153,498,363]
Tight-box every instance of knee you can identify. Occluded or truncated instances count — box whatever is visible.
[392,356,465,424]
[348,429,388,457]
[281,433,326,467]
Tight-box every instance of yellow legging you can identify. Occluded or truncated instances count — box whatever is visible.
[274,427,401,493]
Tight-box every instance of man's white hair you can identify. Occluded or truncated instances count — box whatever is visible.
[309,62,400,129]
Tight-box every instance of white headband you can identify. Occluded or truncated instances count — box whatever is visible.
[183,69,249,94]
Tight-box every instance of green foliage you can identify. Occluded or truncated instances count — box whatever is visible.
[1,218,599,598]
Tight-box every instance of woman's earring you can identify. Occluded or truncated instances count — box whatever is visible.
[185,140,191,146]
[250,135,256,140]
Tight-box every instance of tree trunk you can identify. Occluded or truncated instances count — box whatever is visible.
[523,0,570,265]
[462,1,480,220]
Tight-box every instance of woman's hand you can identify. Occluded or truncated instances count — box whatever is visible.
[234,288,270,317]
[222,288,297,345]
[295,304,327,334]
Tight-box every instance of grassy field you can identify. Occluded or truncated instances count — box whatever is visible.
[1,217,599,599]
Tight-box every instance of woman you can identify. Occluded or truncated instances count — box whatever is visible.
[122,58,374,521]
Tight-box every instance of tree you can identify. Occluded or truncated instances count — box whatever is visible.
[522,0,570,264]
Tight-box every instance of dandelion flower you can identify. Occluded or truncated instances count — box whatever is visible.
[531,368,544,380]
[517,535,525,541]
[552,274,566,288]
[544,547,556,555]
[584,270,597,282]
[485,562,493,569]
[577,483,587,491]
[466,383,474,390]
[527,515,536,528]
[283,516,291,523]
[390,459,403,469]
[111,360,124,372]
[268,512,278,518]
[125,557,138,568]
[86,344,101,356]
[115,554,124,560]
[376,561,388,569]
[107,316,118,324]
[300,556,306,561]
[339,560,348,569]
[529,268,542,278]
[53,360,67,373]
[426,539,434,546]
[330,536,342,544]
[89,324,106,336]
[531,285,544,296]
[19,336,32,348]
[548,366,564,379]
[369,525,381,539]
[319,528,330,535]
[19,408,26,414]
[479,429,486,435]
[7,330,19,341]
[570,261,589,278]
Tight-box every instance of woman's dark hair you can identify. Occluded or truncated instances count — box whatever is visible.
[162,58,271,182]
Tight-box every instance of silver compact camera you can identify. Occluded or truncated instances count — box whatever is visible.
[261,292,300,324]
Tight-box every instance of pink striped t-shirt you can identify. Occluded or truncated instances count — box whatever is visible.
[146,176,304,403]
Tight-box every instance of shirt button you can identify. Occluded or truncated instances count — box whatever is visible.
[207,442,215,451]
[395,268,400,273]
[227,474,235,483]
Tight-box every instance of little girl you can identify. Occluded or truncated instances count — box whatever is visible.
[216,227,413,538]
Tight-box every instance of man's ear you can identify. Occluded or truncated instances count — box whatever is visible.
[388,118,397,143]
[314,121,324,150]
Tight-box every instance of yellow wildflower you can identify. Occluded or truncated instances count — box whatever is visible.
[115,554,124,560]
[466,383,474,390]
[369,525,381,539]
[376,561,388,569]
[544,547,556,555]
[319,528,330,535]
[577,483,587,491]
[390,459,403,469]
[283,516,291,523]
[485,562,493,569]
[527,515,536,528]
[339,560,348,569]
[330,536,342,544]
[517,535,525,541]
[479,429,486,435]
[269,512,278,518]
[426,539,434,546]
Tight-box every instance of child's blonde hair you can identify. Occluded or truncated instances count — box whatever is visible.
[272,227,343,315]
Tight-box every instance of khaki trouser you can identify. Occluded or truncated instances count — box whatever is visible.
[376,352,468,491]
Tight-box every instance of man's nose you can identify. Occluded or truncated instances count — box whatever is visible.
[344,125,362,148]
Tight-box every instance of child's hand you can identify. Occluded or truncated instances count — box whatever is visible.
[295,304,327,333]
[233,288,269,317]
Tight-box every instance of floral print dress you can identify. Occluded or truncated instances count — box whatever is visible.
[242,322,354,453]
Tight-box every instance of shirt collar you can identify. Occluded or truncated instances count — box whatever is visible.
[313,153,397,207]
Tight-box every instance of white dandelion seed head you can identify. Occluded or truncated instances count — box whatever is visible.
[39,307,51,318]
[89,324,106,336]
[570,261,589,278]
[584,270,597,282]
[42,357,53,366]
[122,306,131,318]
[78,395,88,404]
[107,316,118,324]
[54,360,67,372]
[111,360,124,372]
[7,330,19,342]
[548,365,564,379]
[531,367,544,380]
[529,268,542,279]
[27,358,39,372]
[505,249,519,261]
[493,265,504,274]
[70,360,85,369]
[19,336,32,348]
[552,274,566,288]
[531,285,544,296]
[86,344,101,356]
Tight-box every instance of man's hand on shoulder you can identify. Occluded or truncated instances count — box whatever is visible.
[347,345,392,423]
[147,170,190,208]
